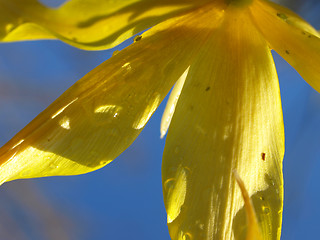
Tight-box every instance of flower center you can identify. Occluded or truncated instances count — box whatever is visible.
[226,0,253,7]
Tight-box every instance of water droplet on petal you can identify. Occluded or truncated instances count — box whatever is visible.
[122,62,132,71]
[195,220,205,230]
[166,167,187,223]
[164,178,175,192]
[49,163,59,169]
[199,224,204,230]
[59,116,71,130]
[93,105,122,124]
[182,232,193,240]
[99,160,112,166]
[262,206,270,214]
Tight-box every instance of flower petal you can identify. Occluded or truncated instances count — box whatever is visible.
[161,67,189,139]
[0,3,222,184]
[162,7,284,240]
[0,0,210,50]
[250,0,320,92]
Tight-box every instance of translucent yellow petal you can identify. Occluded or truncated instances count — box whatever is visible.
[0,3,222,184]
[160,67,189,139]
[0,0,210,50]
[162,7,284,240]
[234,171,263,240]
[250,0,320,92]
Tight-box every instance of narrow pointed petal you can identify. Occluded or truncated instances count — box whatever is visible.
[162,7,284,240]
[0,4,220,184]
[161,67,189,139]
[234,171,262,240]
[250,0,320,92]
[0,0,210,50]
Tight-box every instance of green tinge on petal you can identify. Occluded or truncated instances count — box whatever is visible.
[250,0,320,92]
[0,0,210,50]
[162,7,284,240]
[0,4,222,184]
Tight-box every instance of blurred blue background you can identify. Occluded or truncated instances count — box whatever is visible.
[0,0,319,239]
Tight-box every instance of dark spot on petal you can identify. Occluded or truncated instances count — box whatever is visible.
[277,12,287,20]
[205,86,211,91]
[261,153,266,161]
[302,31,306,35]
[285,50,290,54]
[308,35,312,38]
[134,35,142,42]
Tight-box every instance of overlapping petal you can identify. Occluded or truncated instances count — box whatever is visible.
[161,67,189,139]
[162,6,284,240]
[250,0,320,92]
[0,0,211,50]
[234,171,262,240]
[0,2,222,184]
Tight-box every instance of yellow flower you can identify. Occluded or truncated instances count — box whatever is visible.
[0,0,319,239]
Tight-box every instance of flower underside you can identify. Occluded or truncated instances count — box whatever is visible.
[0,0,319,240]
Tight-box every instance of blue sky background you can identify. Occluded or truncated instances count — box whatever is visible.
[0,1,319,239]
